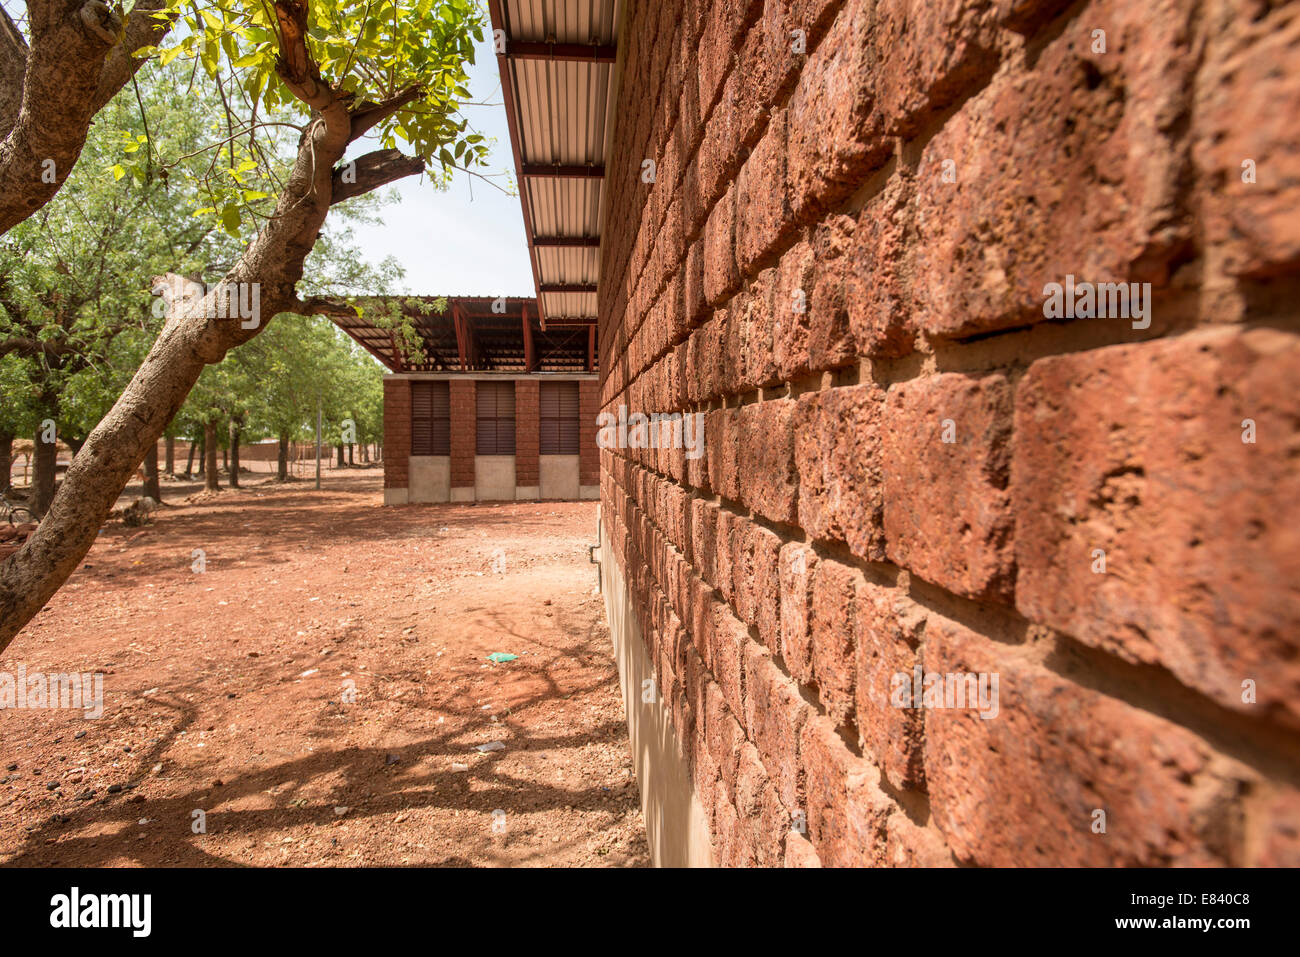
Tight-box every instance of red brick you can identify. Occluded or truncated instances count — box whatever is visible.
[809,558,859,729]
[743,641,809,811]
[1014,328,1300,726]
[449,379,476,487]
[784,830,822,867]
[706,682,744,802]
[1194,6,1300,279]
[843,175,913,358]
[885,813,954,867]
[711,602,748,718]
[734,399,799,524]
[752,525,782,649]
[805,214,859,371]
[772,238,817,381]
[882,372,1015,602]
[735,107,792,274]
[690,497,720,589]
[794,384,886,561]
[911,0,1198,339]
[514,378,539,486]
[799,714,891,867]
[924,618,1249,866]
[383,377,411,490]
[855,581,926,791]
[872,0,1002,138]
[703,184,741,307]
[778,542,818,683]
[712,794,758,867]
[786,0,889,223]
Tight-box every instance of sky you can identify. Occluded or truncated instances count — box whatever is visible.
[349,32,537,298]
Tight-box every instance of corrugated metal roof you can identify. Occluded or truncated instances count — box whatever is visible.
[488,0,622,330]
[328,296,595,374]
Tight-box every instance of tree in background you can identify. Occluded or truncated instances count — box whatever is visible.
[0,0,491,649]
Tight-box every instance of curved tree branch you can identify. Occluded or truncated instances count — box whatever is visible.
[0,0,176,236]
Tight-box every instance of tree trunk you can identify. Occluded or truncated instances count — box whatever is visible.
[164,436,175,476]
[204,421,219,492]
[222,446,228,473]
[229,422,241,488]
[348,443,355,466]
[361,442,370,464]
[32,419,57,518]
[278,434,289,481]
[336,443,345,468]
[142,443,162,502]
[0,429,12,490]
[184,438,197,477]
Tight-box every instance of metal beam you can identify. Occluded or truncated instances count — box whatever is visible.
[503,40,617,63]
[522,302,535,373]
[520,163,605,179]
[452,304,469,371]
[539,283,598,294]
[533,236,601,248]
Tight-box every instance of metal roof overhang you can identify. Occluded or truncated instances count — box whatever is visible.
[487,0,621,331]
[331,296,595,374]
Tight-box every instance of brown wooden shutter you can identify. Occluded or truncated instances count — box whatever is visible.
[476,380,516,454]
[540,381,580,455]
[411,382,450,455]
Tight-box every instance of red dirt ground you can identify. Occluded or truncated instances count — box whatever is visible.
[0,469,648,867]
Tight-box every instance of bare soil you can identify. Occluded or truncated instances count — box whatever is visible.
[0,469,648,867]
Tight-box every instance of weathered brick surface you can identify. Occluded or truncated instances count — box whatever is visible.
[1014,327,1300,726]
[882,372,1014,602]
[854,580,926,791]
[514,379,539,487]
[448,379,475,488]
[1194,5,1300,279]
[923,618,1250,866]
[809,558,858,729]
[795,384,885,561]
[383,377,411,489]
[598,0,1300,867]
[786,0,889,222]
[912,0,1199,339]
[800,714,891,867]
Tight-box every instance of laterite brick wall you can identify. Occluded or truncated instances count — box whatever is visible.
[383,378,411,491]
[598,0,1300,866]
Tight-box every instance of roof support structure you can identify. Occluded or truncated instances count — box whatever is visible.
[539,283,598,294]
[587,324,595,372]
[522,301,535,372]
[503,40,616,62]
[452,303,470,371]
[520,163,605,179]
[532,236,601,248]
